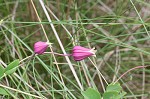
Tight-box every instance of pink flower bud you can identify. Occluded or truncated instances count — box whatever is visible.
[72,46,97,61]
[34,41,49,54]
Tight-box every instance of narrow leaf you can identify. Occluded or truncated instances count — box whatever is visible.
[0,65,5,78]
[5,59,19,75]
[0,87,9,95]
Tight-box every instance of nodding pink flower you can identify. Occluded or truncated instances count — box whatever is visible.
[34,41,49,54]
[72,46,97,61]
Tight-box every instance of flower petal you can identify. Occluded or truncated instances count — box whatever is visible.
[72,46,97,61]
[34,41,49,54]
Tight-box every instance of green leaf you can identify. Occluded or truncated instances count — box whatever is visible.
[82,88,101,99]
[0,87,9,95]
[5,59,19,75]
[0,65,5,78]
[106,83,122,92]
[104,83,126,99]
[115,91,126,99]
[103,91,118,99]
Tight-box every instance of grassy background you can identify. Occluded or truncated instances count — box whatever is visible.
[0,0,150,98]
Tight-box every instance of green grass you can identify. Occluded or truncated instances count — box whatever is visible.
[0,0,150,98]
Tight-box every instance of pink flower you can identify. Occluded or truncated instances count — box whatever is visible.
[72,46,97,61]
[34,41,49,54]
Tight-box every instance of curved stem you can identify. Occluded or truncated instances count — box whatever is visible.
[115,65,149,83]
[44,52,72,56]
[19,52,72,66]
[19,53,36,67]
